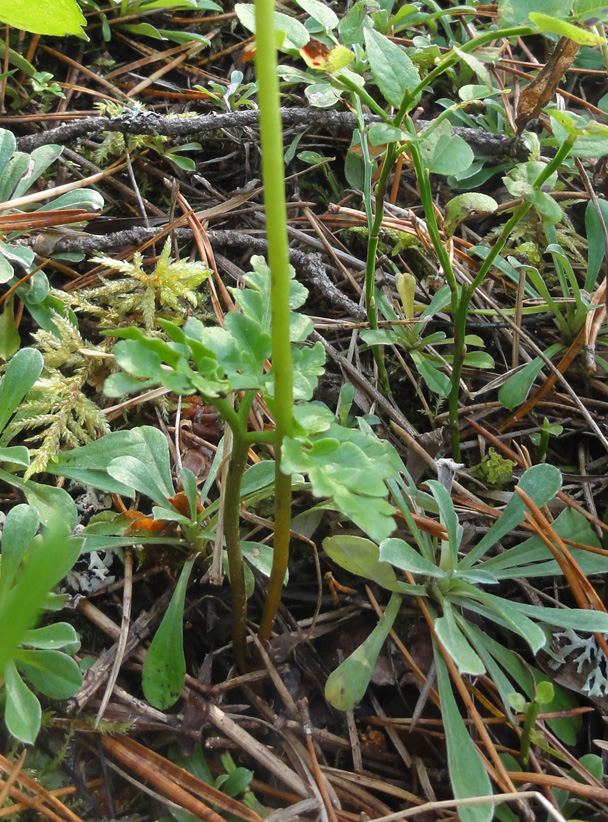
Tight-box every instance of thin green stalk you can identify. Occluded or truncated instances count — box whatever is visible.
[351,95,392,391]
[407,136,457,292]
[446,135,577,459]
[396,25,535,124]
[365,148,395,391]
[336,72,393,123]
[222,433,250,672]
[254,0,294,644]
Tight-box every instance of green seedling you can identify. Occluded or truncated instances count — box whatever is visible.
[196,70,258,111]
[508,680,555,767]
[530,417,564,463]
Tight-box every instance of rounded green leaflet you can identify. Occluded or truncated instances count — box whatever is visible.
[14,649,82,699]
[4,660,41,745]
[444,193,498,238]
[0,0,87,36]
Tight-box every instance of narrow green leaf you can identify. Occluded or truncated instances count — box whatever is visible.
[514,602,608,632]
[0,347,42,433]
[460,463,562,569]
[471,589,547,653]
[0,294,20,360]
[379,537,446,577]
[325,593,401,710]
[143,558,194,709]
[411,350,451,396]
[584,199,608,291]
[435,603,486,675]
[529,11,606,43]
[434,648,493,822]
[426,480,461,567]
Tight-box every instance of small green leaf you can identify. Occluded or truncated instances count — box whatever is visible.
[242,541,288,582]
[294,0,338,29]
[498,0,574,27]
[0,347,43,433]
[15,476,78,532]
[0,446,30,466]
[529,11,606,43]
[419,125,474,176]
[535,680,554,704]
[14,649,82,699]
[325,593,401,710]
[460,463,562,569]
[435,604,485,675]
[4,661,41,744]
[324,534,422,594]
[0,294,21,360]
[585,199,608,290]
[444,193,498,237]
[411,351,451,397]
[0,504,39,598]
[143,558,194,709]
[0,0,86,37]
[426,480,462,564]
[22,623,80,651]
[235,4,309,48]
[364,28,419,107]
[338,0,368,45]
[368,122,408,147]
[452,46,493,89]
[499,356,546,410]
[378,537,446,577]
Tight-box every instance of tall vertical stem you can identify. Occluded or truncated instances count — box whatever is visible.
[254,0,294,643]
[222,432,250,672]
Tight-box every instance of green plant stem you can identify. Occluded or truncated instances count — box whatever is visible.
[254,0,294,645]
[350,95,391,392]
[445,135,577,459]
[520,700,540,767]
[222,432,250,672]
[365,148,395,392]
[397,25,535,123]
[336,73,393,123]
